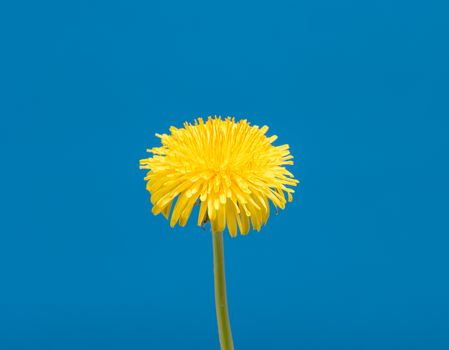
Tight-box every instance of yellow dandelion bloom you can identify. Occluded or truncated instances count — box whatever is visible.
[139,116,299,236]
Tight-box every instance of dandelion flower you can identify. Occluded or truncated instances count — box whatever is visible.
[140,116,299,350]
[140,116,298,236]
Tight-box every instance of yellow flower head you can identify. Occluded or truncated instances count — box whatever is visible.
[140,116,299,236]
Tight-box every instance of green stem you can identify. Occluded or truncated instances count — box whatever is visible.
[212,231,234,350]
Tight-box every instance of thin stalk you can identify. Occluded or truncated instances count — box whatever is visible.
[212,231,234,350]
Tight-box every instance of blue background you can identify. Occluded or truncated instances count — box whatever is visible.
[1,1,448,349]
